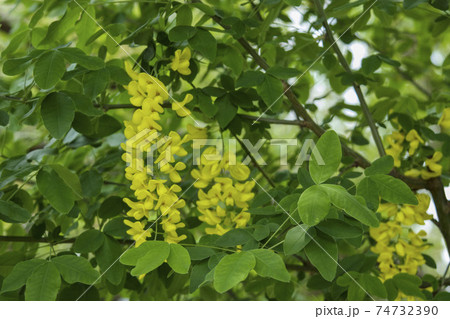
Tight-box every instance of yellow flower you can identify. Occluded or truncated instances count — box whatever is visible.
[170,47,191,75]
[405,129,424,155]
[124,220,151,247]
[124,198,155,220]
[377,203,398,218]
[385,132,404,167]
[191,163,222,188]
[160,162,186,183]
[124,61,139,81]
[405,169,421,178]
[186,124,208,140]
[229,163,251,181]
[172,94,193,117]
[421,151,442,179]
[438,108,450,133]
[155,131,189,164]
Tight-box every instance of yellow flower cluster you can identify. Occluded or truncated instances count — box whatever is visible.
[385,131,405,167]
[192,146,255,235]
[370,194,432,284]
[385,130,443,180]
[121,61,194,246]
[405,151,443,180]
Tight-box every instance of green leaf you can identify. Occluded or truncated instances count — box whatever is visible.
[364,156,394,176]
[1,259,46,293]
[305,234,338,281]
[65,92,102,116]
[39,4,81,45]
[213,251,256,293]
[215,229,253,247]
[120,241,155,266]
[316,219,362,238]
[73,229,105,254]
[356,177,379,211]
[361,55,381,75]
[236,70,265,88]
[215,95,237,128]
[393,273,425,299]
[403,0,427,10]
[25,262,61,301]
[168,26,197,42]
[309,131,342,184]
[221,45,243,75]
[96,236,125,285]
[83,68,110,99]
[0,199,31,223]
[167,244,191,274]
[130,241,170,276]
[36,168,75,214]
[319,184,379,227]
[197,90,218,117]
[3,56,33,76]
[360,273,387,299]
[369,174,418,205]
[177,5,193,25]
[51,255,99,285]
[257,74,283,110]
[267,66,300,79]
[80,169,103,197]
[189,262,210,293]
[2,29,30,57]
[283,225,314,255]
[34,50,66,89]
[103,217,129,238]
[59,47,105,70]
[98,196,127,219]
[189,29,217,60]
[49,164,83,200]
[250,249,290,282]
[40,92,75,139]
[298,185,330,226]
[0,110,9,126]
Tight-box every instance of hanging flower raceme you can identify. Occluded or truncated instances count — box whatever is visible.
[121,61,192,246]
[385,129,443,181]
[192,143,254,236]
[370,193,432,299]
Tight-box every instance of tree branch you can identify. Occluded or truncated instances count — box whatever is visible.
[233,134,276,187]
[427,177,450,256]
[207,8,372,169]
[312,0,386,158]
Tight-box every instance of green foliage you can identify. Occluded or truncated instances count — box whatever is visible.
[0,0,448,302]
[309,131,342,184]
[213,251,256,293]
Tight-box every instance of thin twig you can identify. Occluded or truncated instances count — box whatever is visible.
[312,0,386,157]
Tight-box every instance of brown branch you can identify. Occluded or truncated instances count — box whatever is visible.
[0,236,133,245]
[312,0,386,157]
[427,178,450,256]
[208,8,372,169]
